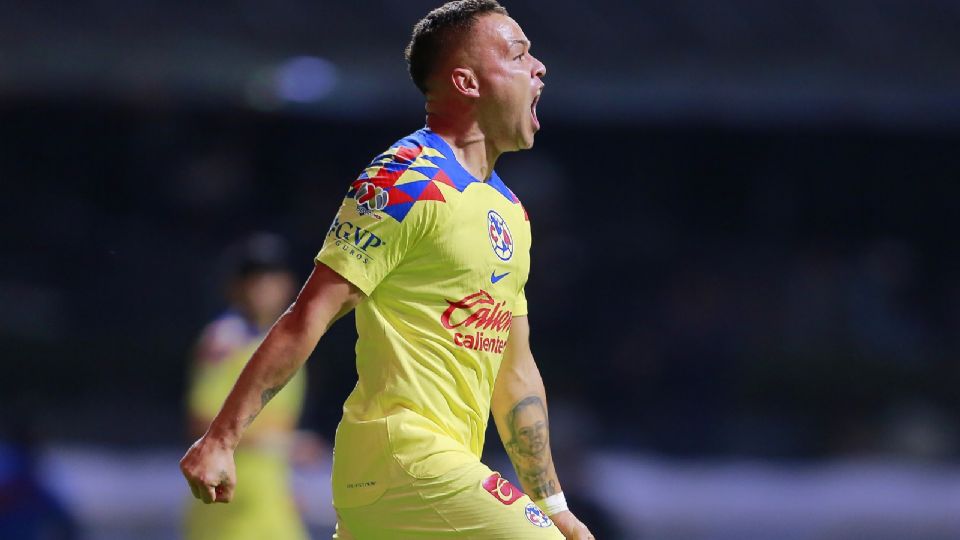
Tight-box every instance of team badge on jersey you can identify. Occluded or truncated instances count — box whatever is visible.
[354,181,389,216]
[487,210,514,261]
[524,502,553,528]
[481,472,524,505]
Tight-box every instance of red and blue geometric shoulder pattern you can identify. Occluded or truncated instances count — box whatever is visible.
[347,128,522,223]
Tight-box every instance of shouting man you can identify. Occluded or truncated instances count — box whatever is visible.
[180,2,594,538]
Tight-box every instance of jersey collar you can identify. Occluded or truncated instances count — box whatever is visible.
[420,128,519,204]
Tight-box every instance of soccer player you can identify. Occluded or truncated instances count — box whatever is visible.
[180,1,594,538]
[183,234,309,540]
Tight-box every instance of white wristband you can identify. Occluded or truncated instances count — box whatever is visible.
[533,492,568,516]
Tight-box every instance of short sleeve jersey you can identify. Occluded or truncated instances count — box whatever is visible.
[315,128,531,508]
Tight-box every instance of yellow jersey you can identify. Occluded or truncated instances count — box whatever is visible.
[315,128,531,508]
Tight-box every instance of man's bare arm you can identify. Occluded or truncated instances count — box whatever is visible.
[491,316,593,539]
[492,316,559,500]
[180,263,363,503]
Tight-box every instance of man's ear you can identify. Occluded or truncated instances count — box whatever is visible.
[451,67,480,98]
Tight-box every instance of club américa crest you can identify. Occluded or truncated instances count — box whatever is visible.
[487,210,514,261]
[524,502,553,528]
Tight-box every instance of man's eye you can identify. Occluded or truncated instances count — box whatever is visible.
[515,53,525,61]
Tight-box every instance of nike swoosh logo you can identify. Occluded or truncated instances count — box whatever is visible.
[491,271,510,284]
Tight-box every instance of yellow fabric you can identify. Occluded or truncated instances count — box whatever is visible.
[184,449,308,540]
[315,129,532,508]
[184,313,308,539]
[332,461,563,539]
[188,328,307,435]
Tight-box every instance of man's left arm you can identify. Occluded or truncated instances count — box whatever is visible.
[492,316,594,539]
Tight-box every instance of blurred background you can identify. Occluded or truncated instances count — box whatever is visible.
[2,0,960,538]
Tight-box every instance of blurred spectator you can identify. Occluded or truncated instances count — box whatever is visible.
[183,233,314,540]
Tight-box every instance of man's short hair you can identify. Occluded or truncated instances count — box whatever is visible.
[405,0,508,95]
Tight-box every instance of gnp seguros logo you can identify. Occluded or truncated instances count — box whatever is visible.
[327,216,385,264]
[487,210,514,261]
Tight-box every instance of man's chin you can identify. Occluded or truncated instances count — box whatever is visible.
[517,132,536,150]
[500,129,536,153]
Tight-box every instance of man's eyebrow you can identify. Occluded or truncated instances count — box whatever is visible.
[508,39,530,48]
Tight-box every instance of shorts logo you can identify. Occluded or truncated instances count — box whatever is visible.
[524,503,553,528]
[487,210,514,261]
[354,181,388,216]
[481,473,523,505]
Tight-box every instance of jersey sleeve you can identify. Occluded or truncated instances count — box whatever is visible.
[315,171,439,295]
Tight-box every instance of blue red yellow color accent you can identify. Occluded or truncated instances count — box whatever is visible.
[315,126,533,512]
[524,502,553,528]
[346,129,521,223]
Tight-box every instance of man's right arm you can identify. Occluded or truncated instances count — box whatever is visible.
[179,262,363,504]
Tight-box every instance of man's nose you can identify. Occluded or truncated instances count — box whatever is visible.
[533,56,546,78]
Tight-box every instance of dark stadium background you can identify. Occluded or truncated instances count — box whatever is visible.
[2,1,959,539]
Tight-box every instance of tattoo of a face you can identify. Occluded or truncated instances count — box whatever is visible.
[504,396,558,499]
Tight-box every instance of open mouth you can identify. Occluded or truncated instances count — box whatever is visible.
[530,88,542,130]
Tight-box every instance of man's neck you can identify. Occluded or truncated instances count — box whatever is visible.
[426,112,500,182]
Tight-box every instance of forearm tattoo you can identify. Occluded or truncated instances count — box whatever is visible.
[243,378,290,427]
[504,395,558,500]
